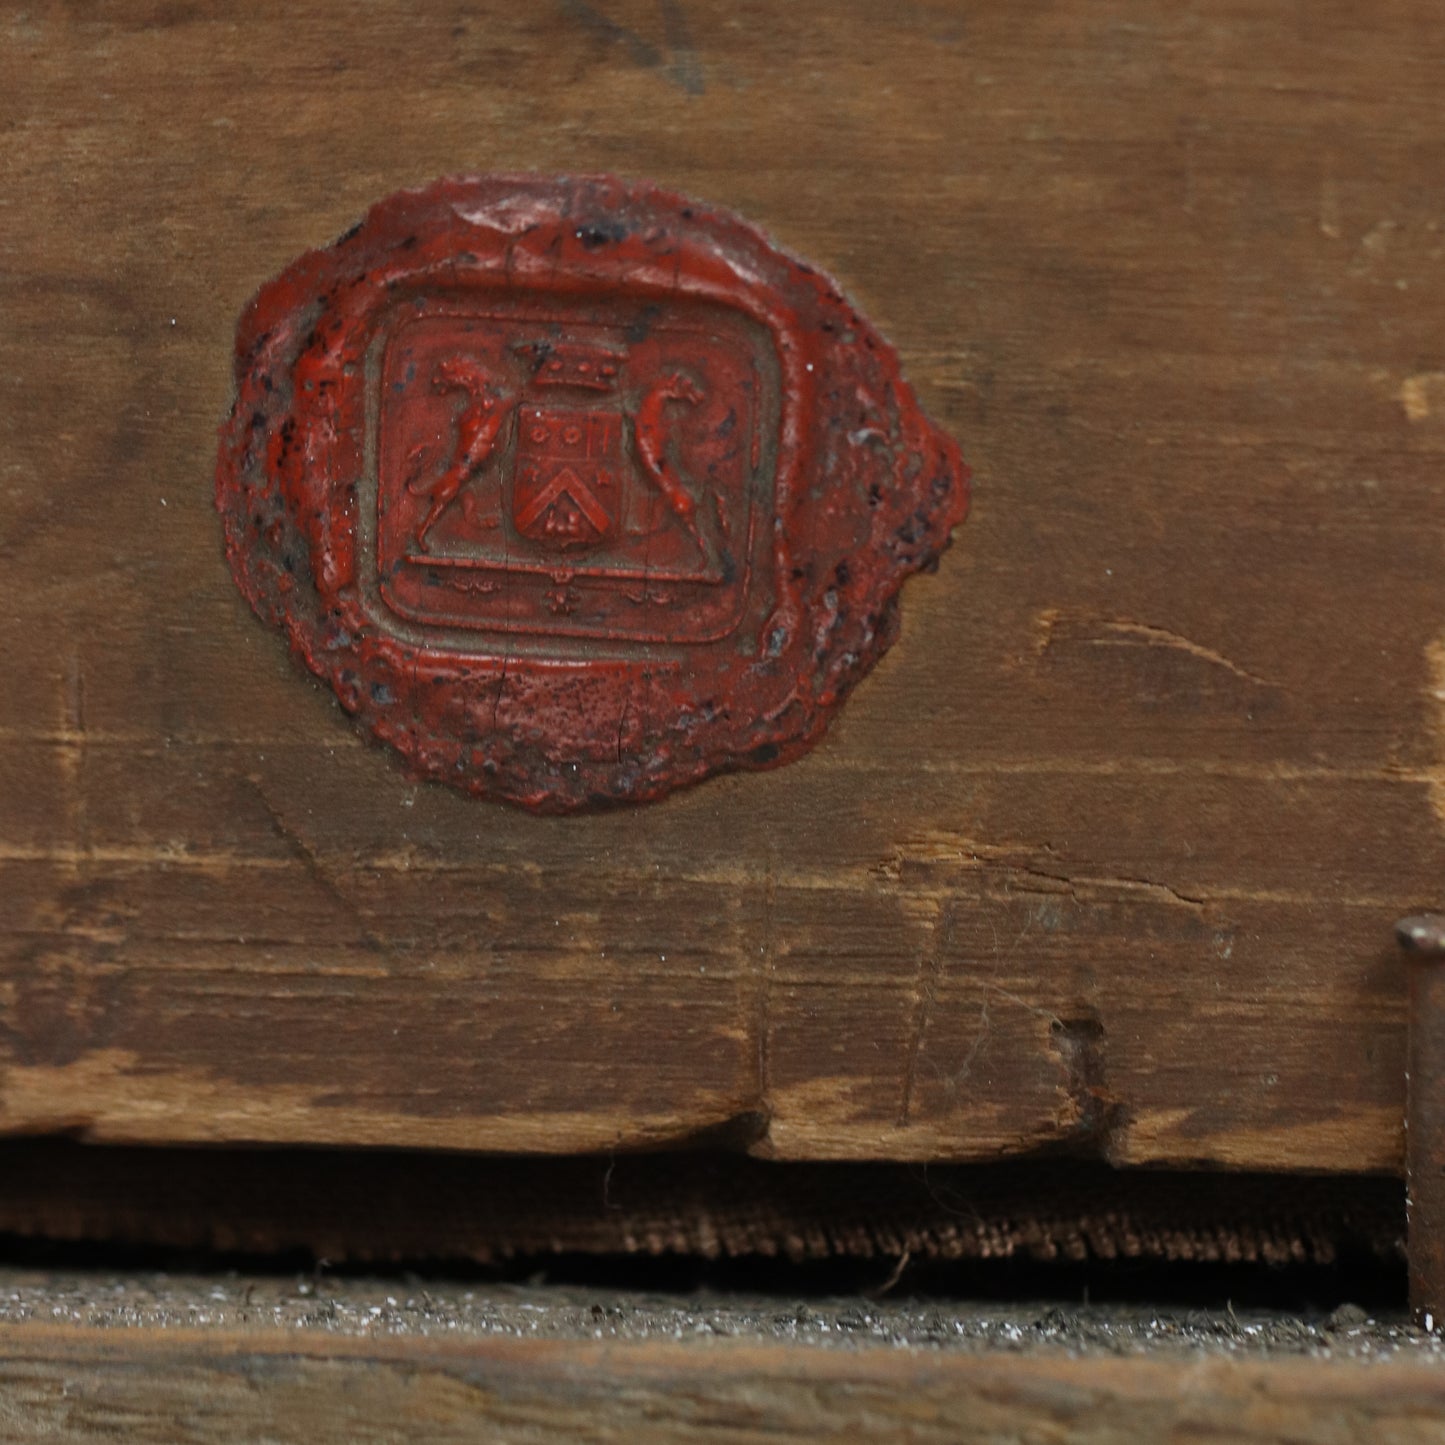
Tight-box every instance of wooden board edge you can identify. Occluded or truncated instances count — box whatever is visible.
[4,1321,1445,1443]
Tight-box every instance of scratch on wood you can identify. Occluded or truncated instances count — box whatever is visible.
[877,833,1206,911]
[1089,621,1278,688]
[1034,609,1279,689]
[896,899,954,1128]
[874,833,1060,887]
[249,779,384,951]
[1010,868,1207,912]
[58,653,88,873]
[751,850,776,1118]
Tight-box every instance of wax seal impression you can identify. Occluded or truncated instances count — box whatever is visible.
[216,175,969,811]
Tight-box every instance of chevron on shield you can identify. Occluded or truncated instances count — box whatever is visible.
[511,403,623,551]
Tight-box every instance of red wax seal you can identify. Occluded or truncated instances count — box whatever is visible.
[216,176,968,811]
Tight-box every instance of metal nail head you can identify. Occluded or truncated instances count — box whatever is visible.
[1397,913,1445,1331]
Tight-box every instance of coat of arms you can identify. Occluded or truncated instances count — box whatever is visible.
[512,404,623,549]
[405,340,706,562]
[221,175,968,811]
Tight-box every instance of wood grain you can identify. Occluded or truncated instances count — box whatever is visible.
[6,1321,1445,1445]
[3,1,1444,1169]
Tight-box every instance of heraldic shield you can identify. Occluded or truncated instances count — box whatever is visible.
[512,404,623,551]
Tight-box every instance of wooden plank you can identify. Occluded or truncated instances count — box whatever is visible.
[4,1313,1445,1445]
[3,0,1444,1167]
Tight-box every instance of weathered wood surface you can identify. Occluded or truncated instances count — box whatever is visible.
[2,1,1444,1169]
[5,1292,1445,1445]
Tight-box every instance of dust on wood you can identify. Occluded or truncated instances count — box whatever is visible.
[2,1272,1445,1444]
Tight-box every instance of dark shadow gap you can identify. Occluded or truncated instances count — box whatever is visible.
[0,1138,1406,1313]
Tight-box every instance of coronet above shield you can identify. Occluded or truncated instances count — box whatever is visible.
[214,174,969,812]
